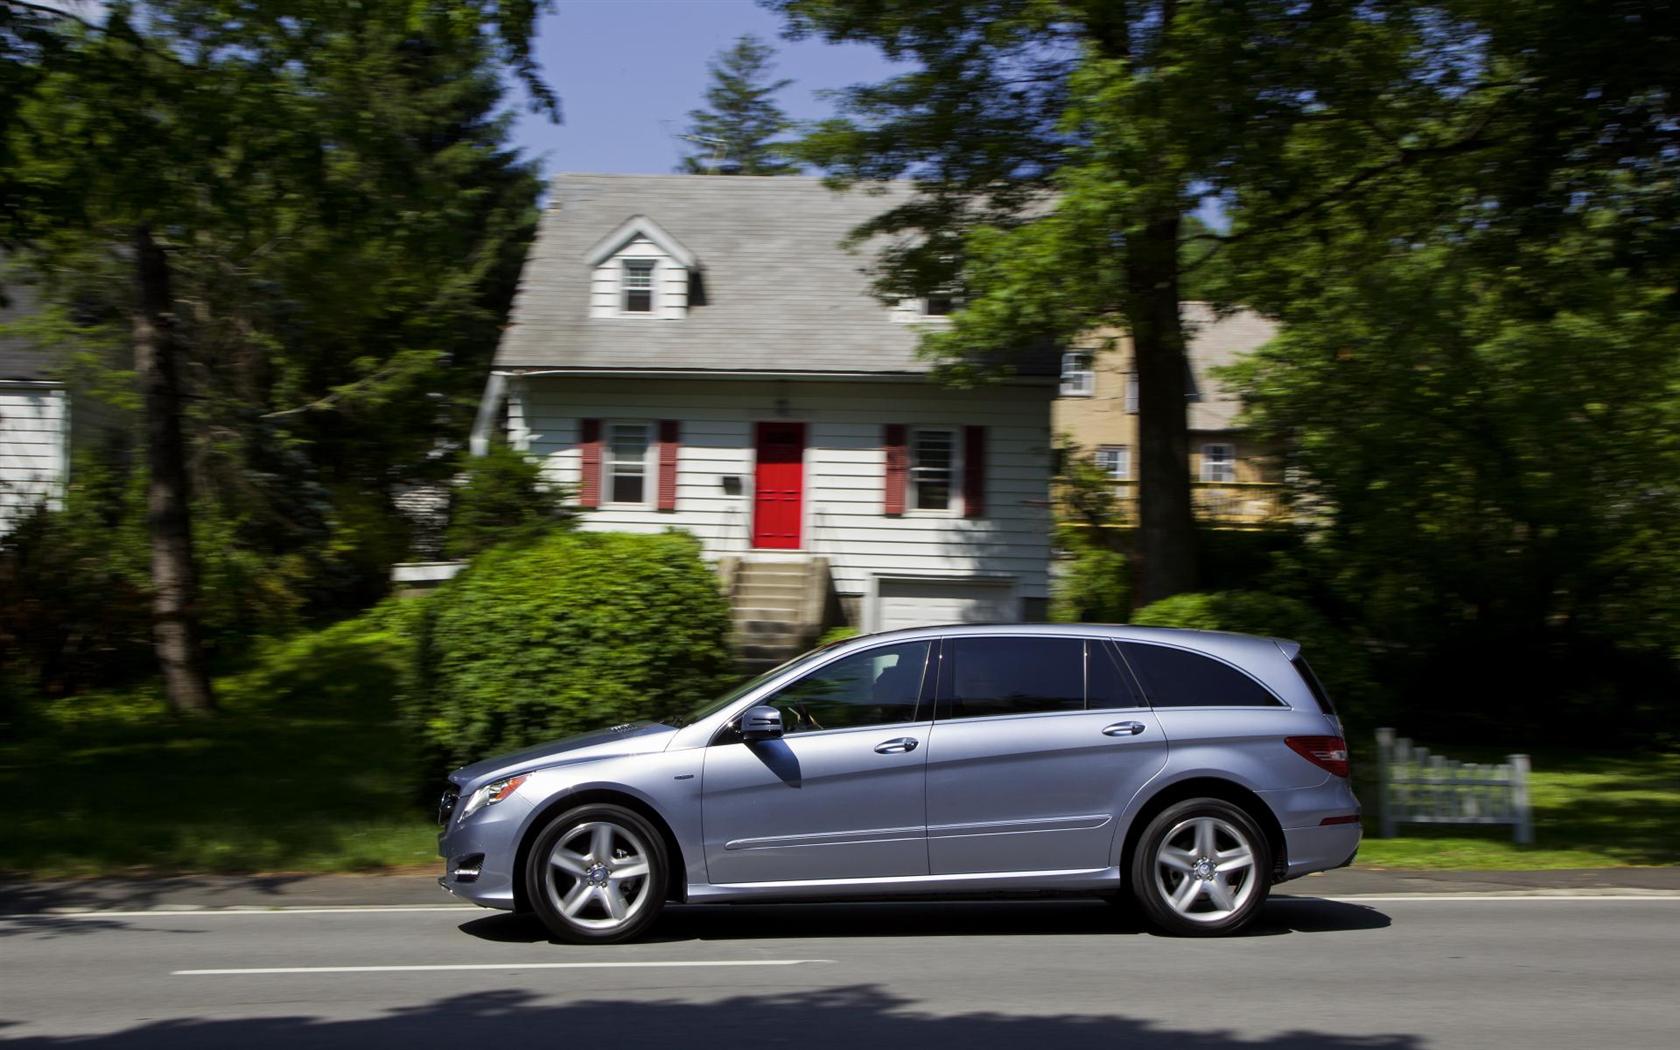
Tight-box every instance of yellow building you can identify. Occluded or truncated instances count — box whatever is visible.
[1053,303,1283,527]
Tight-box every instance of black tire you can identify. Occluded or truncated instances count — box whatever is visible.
[1129,798,1272,937]
[524,803,668,944]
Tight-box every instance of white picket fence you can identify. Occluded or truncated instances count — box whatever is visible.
[1374,728,1534,844]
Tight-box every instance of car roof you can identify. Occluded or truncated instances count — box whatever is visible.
[838,622,1301,665]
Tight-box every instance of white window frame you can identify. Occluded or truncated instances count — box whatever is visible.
[1094,445,1130,481]
[1123,371,1139,413]
[605,420,656,507]
[620,258,657,316]
[909,425,962,516]
[1060,351,1095,397]
[1200,442,1235,483]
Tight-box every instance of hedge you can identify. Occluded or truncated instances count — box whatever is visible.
[407,530,735,770]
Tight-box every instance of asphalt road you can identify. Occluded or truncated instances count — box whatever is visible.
[2,894,1677,1049]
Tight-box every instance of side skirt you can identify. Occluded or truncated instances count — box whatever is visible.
[686,866,1121,903]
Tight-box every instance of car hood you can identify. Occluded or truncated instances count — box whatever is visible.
[448,722,677,787]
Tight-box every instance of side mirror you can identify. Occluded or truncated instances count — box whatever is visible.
[740,705,784,741]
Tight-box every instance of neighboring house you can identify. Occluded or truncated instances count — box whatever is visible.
[474,174,1059,664]
[1053,303,1284,527]
[0,279,70,532]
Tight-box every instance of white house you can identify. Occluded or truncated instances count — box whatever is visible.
[476,174,1058,659]
[0,279,69,531]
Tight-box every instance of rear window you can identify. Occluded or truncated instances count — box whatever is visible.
[1291,655,1337,716]
[1118,642,1281,708]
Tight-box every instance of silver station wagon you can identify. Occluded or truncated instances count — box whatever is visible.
[437,624,1360,941]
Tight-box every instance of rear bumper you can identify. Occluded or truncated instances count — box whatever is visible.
[1280,822,1362,880]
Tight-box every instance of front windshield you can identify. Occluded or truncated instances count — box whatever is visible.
[659,642,838,728]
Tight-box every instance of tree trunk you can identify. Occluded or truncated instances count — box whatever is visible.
[134,225,215,715]
[1127,211,1198,605]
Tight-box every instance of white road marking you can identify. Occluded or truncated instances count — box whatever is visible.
[1315,894,1680,903]
[174,960,832,976]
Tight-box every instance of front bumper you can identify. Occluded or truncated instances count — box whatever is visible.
[436,795,532,911]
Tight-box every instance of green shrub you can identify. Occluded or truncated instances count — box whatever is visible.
[817,626,859,647]
[1050,546,1131,623]
[444,445,574,558]
[1132,590,1376,725]
[408,530,734,771]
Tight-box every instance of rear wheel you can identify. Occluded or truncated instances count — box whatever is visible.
[525,803,667,944]
[1129,798,1271,936]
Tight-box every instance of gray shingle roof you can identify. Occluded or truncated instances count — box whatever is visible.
[496,174,1056,377]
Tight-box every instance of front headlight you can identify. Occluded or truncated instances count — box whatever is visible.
[457,774,529,823]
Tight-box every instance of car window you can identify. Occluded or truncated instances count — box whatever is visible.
[938,636,1085,720]
[1087,640,1144,709]
[1118,642,1280,707]
[766,641,931,733]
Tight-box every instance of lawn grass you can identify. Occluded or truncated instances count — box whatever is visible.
[1352,748,1680,870]
[0,606,440,877]
[3,611,1676,876]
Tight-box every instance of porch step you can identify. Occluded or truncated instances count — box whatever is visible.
[735,580,808,600]
[732,605,802,622]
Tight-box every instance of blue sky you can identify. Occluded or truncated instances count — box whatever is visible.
[511,0,897,176]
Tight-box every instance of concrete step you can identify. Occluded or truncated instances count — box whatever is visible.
[738,562,812,579]
[736,581,809,600]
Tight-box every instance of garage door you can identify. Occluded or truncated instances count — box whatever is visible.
[874,577,1018,632]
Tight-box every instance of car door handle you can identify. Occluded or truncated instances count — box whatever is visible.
[1102,721,1147,737]
[874,737,919,754]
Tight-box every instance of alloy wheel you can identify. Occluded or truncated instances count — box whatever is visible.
[1151,815,1258,923]
[544,819,654,932]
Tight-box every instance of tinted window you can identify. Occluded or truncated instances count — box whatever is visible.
[1087,641,1143,709]
[1292,655,1337,715]
[767,641,930,733]
[1119,642,1279,708]
[939,637,1084,720]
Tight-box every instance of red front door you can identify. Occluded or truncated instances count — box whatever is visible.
[752,422,805,549]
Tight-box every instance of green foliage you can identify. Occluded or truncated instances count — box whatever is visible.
[0,597,439,876]
[1051,547,1131,625]
[680,34,799,175]
[408,531,735,771]
[0,1,555,696]
[1133,590,1375,726]
[817,626,859,647]
[443,446,575,558]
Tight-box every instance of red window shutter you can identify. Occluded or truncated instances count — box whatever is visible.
[657,419,680,512]
[578,418,602,508]
[883,423,908,517]
[963,425,987,518]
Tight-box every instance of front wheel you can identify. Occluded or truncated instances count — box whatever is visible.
[525,803,667,944]
[1129,798,1271,936]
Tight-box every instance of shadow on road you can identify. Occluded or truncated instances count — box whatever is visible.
[461,895,1390,945]
[0,984,1422,1049]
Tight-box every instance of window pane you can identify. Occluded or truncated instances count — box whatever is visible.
[1095,445,1129,480]
[769,641,931,733]
[609,425,648,504]
[1118,642,1279,707]
[1087,641,1142,708]
[940,637,1085,720]
[623,260,654,312]
[1124,373,1138,413]
[913,429,953,511]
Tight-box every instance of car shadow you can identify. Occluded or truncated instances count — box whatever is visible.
[459,894,1389,944]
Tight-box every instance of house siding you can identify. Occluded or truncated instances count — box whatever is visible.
[514,376,1054,601]
[588,235,689,320]
[0,383,67,527]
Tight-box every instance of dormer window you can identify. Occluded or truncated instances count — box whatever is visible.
[622,260,655,313]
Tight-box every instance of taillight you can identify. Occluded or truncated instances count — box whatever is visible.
[1286,735,1350,778]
